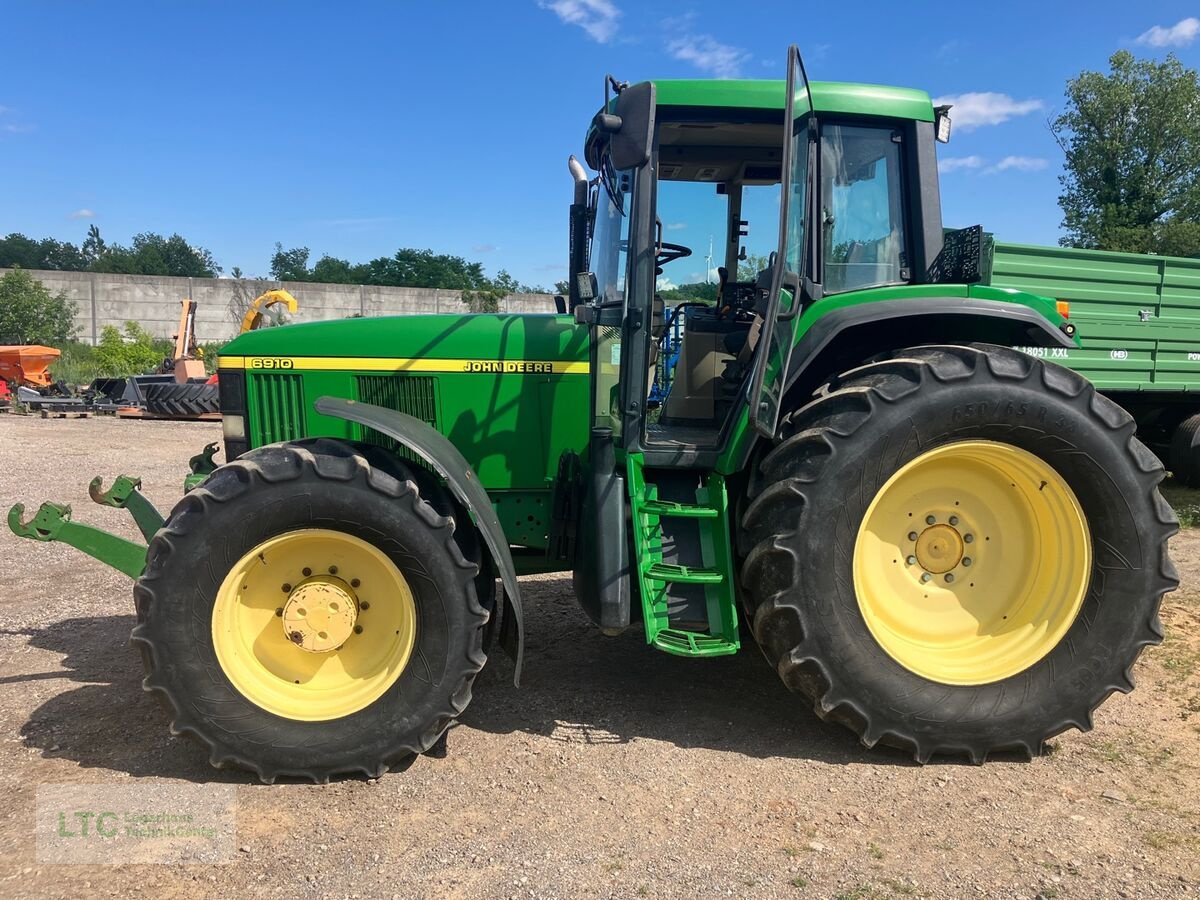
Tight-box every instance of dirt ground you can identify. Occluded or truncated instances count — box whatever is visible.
[0,415,1198,900]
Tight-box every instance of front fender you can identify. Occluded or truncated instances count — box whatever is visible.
[314,396,524,686]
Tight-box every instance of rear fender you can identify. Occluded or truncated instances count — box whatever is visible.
[314,396,525,686]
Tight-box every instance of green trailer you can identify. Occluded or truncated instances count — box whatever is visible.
[8,50,1178,781]
[987,241,1200,483]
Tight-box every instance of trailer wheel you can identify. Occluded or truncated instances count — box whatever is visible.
[1169,412,1200,487]
[740,344,1177,762]
[131,439,488,782]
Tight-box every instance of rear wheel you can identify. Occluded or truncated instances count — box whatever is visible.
[143,382,219,417]
[1169,411,1200,487]
[740,344,1178,762]
[132,439,488,782]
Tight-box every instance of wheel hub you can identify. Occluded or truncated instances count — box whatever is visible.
[281,577,358,653]
[914,523,964,575]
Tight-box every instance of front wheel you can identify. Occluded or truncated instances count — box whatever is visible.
[740,344,1178,762]
[131,439,488,782]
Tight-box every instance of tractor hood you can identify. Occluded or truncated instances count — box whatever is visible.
[220,312,590,369]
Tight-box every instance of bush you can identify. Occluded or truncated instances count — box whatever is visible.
[93,322,172,377]
[0,267,78,345]
[49,341,100,387]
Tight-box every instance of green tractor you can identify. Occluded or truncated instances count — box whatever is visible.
[10,48,1178,781]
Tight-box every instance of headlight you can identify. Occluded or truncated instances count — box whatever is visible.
[222,414,246,442]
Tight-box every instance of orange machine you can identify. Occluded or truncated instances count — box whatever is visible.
[0,345,61,388]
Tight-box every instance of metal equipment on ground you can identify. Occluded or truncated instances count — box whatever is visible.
[8,48,1177,782]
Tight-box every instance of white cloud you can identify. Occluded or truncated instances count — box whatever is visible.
[667,34,750,79]
[938,155,984,174]
[472,243,498,253]
[932,92,1044,130]
[986,156,1049,174]
[656,275,677,290]
[1136,17,1200,48]
[665,222,687,231]
[69,208,95,219]
[539,0,620,43]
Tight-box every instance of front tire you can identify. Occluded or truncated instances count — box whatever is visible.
[740,344,1178,762]
[131,439,488,782]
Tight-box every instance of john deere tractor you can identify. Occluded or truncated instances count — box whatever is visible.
[10,48,1178,781]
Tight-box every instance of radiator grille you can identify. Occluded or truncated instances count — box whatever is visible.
[355,375,439,452]
[251,374,305,444]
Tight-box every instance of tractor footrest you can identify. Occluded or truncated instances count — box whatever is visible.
[641,500,718,518]
[645,563,723,584]
[653,628,739,657]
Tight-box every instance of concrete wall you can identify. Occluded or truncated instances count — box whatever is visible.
[3,268,558,345]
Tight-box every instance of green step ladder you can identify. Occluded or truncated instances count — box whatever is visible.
[627,454,740,657]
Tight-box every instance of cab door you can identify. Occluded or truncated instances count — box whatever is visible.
[748,45,814,437]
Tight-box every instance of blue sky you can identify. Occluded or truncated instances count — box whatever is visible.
[2,2,1198,288]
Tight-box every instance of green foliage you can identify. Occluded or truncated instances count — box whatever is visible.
[1053,51,1200,255]
[737,252,772,281]
[92,232,220,277]
[0,267,78,344]
[0,228,219,277]
[93,322,172,377]
[48,341,99,386]
[197,341,226,375]
[269,243,312,281]
[460,288,504,314]
[269,244,544,293]
[659,281,719,305]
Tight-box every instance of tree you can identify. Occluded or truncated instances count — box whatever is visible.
[1052,51,1200,255]
[270,244,312,281]
[0,267,78,344]
[81,225,106,266]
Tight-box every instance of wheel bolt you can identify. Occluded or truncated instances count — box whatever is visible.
[906,555,917,565]
[302,568,312,577]
[925,515,936,525]
[360,601,370,611]
[962,557,972,567]
[275,607,283,617]
[908,532,918,541]
[354,625,363,635]
[945,574,955,584]
[281,583,291,593]
[964,534,974,544]
[351,578,361,588]
[949,515,959,526]
[329,565,338,575]
[921,572,932,583]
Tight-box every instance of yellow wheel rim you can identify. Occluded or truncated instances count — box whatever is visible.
[852,440,1091,686]
[212,529,417,721]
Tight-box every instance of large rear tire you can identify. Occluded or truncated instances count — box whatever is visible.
[1169,411,1200,487]
[143,382,219,417]
[131,439,488,782]
[740,344,1178,762]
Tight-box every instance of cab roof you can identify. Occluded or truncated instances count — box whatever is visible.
[651,79,935,123]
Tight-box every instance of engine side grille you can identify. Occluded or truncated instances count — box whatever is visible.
[251,373,305,445]
[355,375,439,453]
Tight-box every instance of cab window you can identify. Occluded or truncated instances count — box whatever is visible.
[821,124,908,293]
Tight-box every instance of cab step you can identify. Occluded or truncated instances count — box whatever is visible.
[626,454,740,659]
[645,562,723,584]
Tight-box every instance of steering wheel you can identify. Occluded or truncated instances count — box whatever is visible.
[655,242,692,273]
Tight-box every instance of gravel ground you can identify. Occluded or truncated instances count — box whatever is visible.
[1,415,1198,899]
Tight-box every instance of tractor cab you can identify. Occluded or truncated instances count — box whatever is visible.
[572,55,950,468]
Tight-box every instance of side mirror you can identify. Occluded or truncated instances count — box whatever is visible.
[553,295,568,314]
[608,81,656,171]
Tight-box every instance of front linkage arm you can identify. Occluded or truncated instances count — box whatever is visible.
[8,501,148,578]
[7,473,169,578]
